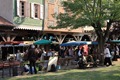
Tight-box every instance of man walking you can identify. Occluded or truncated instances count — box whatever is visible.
[28,45,37,74]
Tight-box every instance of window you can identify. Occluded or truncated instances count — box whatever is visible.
[20,1,25,16]
[17,0,26,17]
[34,4,39,18]
[31,3,43,19]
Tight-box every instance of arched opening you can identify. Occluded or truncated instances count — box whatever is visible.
[14,36,23,41]
[63,34,75,43]
[81,35,91,41]
[43,33,58,42]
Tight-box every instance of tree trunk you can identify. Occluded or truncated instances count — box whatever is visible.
[97,35,105,65]
[98,41,104,65]
[93,21,111,65]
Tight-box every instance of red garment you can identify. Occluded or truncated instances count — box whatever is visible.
[79,45,88,56]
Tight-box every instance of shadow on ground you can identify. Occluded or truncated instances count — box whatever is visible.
[2,65,120,80]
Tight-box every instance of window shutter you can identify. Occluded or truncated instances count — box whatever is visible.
[31,3,35,18]
[25,2,28,17]
[54,6,58,18]
[17,0,20,16]
[40,5,43,19]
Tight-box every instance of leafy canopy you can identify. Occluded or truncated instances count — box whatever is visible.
[55,0,120,30]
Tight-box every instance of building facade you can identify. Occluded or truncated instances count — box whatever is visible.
[13,0,43,30]
[0,0,15,42]
[0,0,13,23]
[0,0,44,42]
[44,0,96,44]
[13,0,44,41]
[0,0,97,44]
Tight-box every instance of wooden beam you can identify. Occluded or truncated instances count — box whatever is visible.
[1,36,6,42]
[11,36,16,41]
[55,34,67,44]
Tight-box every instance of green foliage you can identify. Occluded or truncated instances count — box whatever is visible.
[54,0,120,30]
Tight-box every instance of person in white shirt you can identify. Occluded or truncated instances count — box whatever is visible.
[47,49,53,57]
[104,45,112,66]
[16,50,22,62]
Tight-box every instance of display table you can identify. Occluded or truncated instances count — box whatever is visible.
[0,60,21,78]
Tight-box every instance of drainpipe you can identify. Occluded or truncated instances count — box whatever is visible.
[39,0,45,40]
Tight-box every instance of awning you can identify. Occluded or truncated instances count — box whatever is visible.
[0,41,23,45]
[91,41,98,45]
[0,41,31,47]
[60,41,98,46]
[60,41,88,46]
[23,41,34,45]
[14,43,30,47]
[0,16,15,29]
[34,39,52,45]
[14,25,42,31]
[107,40,120,43]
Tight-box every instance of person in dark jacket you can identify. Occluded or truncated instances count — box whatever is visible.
[58,47,65,58]
[76,46,84,61]
[28,45,37,74]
